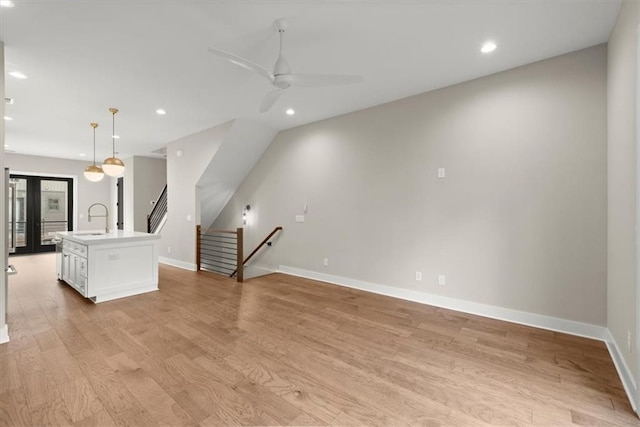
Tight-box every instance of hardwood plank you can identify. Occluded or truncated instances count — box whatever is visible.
[30,397,75,426]
[58,377,106,423]
[0,388,32,427]
[1,253,638,426]
[106,352,197,426]
[0,353,21,394]
[73,349,139,415]
[40,345,85,385]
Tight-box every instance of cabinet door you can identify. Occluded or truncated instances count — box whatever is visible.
[62,252,71,283]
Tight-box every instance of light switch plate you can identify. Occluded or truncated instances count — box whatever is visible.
[438,168,446,178]
[295,215,305,223]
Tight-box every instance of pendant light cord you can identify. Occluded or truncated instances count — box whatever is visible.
[93,126,97,166]
[112,110,115,156]
[108,107,119,158]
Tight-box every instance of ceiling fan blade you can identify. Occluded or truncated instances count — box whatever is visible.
[290,73,364,88]
[208,47,274,82]
[260,89,285,113]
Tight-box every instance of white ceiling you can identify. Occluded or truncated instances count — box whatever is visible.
[0,0,621,161]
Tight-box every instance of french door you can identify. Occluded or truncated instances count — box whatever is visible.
[11,174,74,254]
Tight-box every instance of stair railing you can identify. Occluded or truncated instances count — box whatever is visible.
[197,225,244,282]
[147,185,167,234]
[230,226,282,278]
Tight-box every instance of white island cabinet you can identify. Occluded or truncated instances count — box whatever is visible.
[56,230,160,303]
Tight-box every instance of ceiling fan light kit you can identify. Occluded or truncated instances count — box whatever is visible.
[208,19,363,113]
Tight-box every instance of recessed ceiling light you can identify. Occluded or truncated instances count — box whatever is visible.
[9,71,27,79]
[4,116,13,121]
[156,109,166,115]
[112,135,120,139]
[79,153,86,157]
[481,41,497,54]
[286,108,295,116]
[0,1,15,8]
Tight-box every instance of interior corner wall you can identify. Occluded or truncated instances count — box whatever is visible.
[0,41,6,342]
[3,153,111,231]
[608,0,639,382]
[213,45,608,326]
[131,156,166,232]
[162,121,233,268]
[123,156,135,231]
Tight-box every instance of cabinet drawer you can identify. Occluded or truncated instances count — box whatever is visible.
[63,240,88,256]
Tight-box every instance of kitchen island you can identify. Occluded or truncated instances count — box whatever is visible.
[56,230,160,303]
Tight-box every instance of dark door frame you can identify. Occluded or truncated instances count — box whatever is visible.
[117,177,124,230]
[11,174,74,255]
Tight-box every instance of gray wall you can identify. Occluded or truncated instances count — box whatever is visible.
[134,157,166,232]
[4,153,112,231]
[121,156,166,232]
[214,45,608,326]
[607,0,639,382]
[162,122,232,268]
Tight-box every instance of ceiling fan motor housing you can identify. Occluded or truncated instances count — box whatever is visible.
[273,73,292,89]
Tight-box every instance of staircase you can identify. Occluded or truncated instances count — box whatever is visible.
[147,185,167,234]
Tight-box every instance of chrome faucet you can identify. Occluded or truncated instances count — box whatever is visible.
[88,203,109,233]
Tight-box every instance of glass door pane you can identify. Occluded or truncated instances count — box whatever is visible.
[40,180,69,245]
[13,178,27,250]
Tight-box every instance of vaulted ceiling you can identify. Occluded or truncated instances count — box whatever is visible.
[0,1,621,160]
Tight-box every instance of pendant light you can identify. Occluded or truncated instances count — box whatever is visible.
[102,107,125,177]
[84,122,104,182]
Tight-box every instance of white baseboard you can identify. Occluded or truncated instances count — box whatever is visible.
[604,330,638,412]
[159,256,197,271]
[0,324,9,344]
[278,265,607,340]
[278,265,637,412]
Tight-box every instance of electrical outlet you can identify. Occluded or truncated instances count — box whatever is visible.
[438,275,446,286]
[323,258,329,266]
[628,330,632,352]
[415,271,422,281]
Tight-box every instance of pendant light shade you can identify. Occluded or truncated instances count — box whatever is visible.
[103,107,125,177]
[102,156,125,176]
[84,122,104,182]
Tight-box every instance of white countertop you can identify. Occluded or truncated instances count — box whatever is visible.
[56,230,160,245]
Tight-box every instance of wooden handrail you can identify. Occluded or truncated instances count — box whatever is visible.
[231,226,282,278]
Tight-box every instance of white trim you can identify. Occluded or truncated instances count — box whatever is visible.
[634,20,640,413]
[0,324,9,344]
[279,265,607,340]
[159,256,197,271]
[278,265,640,408]
[605,329,638,412]
[278,265,639,410]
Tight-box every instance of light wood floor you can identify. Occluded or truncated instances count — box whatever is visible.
[0,253,637,426]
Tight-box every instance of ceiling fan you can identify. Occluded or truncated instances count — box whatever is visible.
[208,19,364,113]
